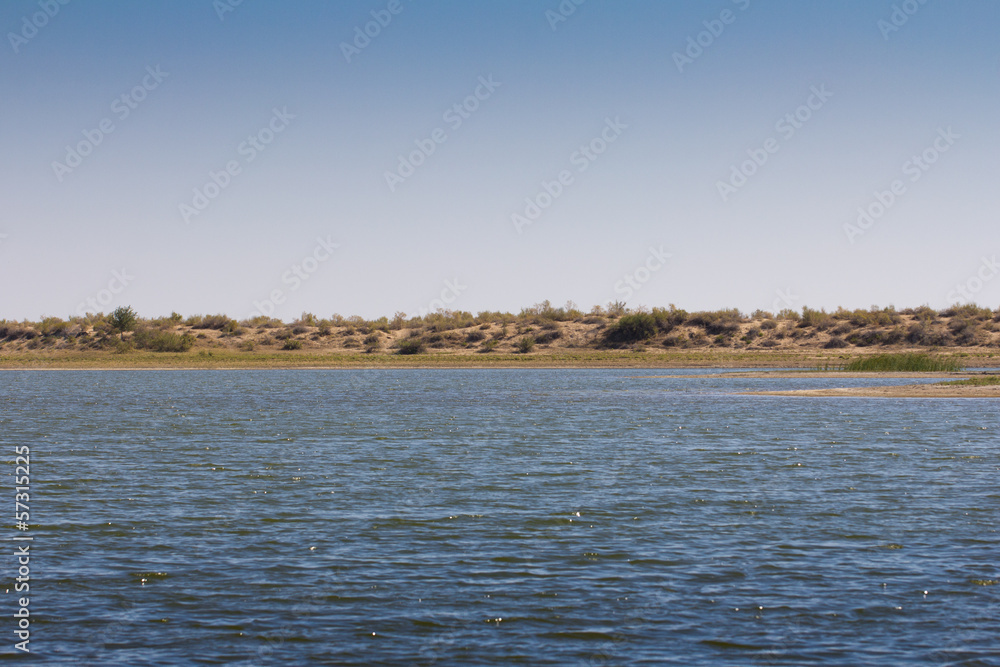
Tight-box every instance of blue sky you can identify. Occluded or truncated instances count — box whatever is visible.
[2,0,999,321]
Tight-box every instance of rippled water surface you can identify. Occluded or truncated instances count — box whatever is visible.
[3,369,998,665]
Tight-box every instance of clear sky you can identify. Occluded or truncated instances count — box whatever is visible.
[3,0,999,321]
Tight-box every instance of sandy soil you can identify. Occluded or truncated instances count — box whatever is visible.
[743,383,1000,398]
[635,371,985,379]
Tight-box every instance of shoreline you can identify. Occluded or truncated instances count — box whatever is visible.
[5,307,1000,372]
[2,352,1000,371]
[6,352,998,397]
[0,349,865,370]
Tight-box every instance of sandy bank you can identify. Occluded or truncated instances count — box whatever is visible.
[742,383,1000,398]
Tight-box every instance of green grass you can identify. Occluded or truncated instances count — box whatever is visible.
[941,375,1000,386]
[843,352,963,372]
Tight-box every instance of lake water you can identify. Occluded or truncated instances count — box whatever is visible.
[3,369,998,665]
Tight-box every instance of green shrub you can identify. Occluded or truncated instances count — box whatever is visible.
[466,330,487,343]
[0,324,32,341]
[479,339,499,353]
[517,299,583,322]
[108,306,137,340]
[909,305,938,322]
[364,333,382,353]
[188,314,232,330]
[245,316,283,329]
[688,332,708,346]
[423,310,476,331]
[798,307,832,330]
[603,313,657,345]
[948,319,982,346]
[942,304,992,320]
[282,339,303,350]
[883,328,905,345]
[535,328,562,344]
[651,306,687,332]
[823,336,850,349]
[396,339,425,355]
[662,334,687,348]
[516,336,535,353]
[906,322,953,346]
[38,317,69,337]
[846,330,883,347]
[685,309,743,335]
[133,330,195,352]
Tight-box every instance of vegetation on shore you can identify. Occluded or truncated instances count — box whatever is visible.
[941,375,1000,386]
[843,353,965,372]
[2,302,999,368]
